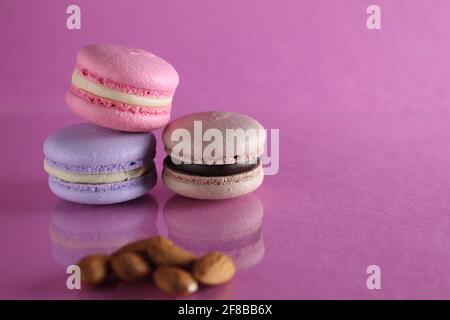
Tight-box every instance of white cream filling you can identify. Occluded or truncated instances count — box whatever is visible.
[71,71,172,107]
[44,160,153,184]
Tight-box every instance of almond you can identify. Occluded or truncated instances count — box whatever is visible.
[153,266,198,295]
[111,252,152,282]
[112,238,154,257]
[147,236,196,268]
[77,254,111,286]
[192,252,235,285]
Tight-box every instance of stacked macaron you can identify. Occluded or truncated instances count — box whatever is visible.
[44,43,179,204]
[44,123,158,204]
[66,44,178,132]
[44,43,265,204]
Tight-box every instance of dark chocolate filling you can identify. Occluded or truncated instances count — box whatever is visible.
[164,156,260,177]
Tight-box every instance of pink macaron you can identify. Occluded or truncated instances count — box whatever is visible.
[66,43,179,132]
[162,111,266,199]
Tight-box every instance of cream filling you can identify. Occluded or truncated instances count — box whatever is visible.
[44,160,153,184]
[72,71,172,107]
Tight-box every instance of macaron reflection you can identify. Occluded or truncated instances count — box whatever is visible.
[50,195,158,267]
[163,194,264,270]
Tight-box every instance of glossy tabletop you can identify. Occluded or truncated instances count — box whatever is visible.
[1,0,450,299]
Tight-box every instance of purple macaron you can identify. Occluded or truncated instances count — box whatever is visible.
[43,123,157,205]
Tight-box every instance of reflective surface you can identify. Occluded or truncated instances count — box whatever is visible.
[164,195,265,271]
[2,0,450,299]
[0,114,270,299]
[2,112,450,299]
[50,196,159,267]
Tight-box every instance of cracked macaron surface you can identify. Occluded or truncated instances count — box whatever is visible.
[66,43,179,132]
[43,123,157,204]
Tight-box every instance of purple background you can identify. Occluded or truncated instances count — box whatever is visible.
[1,0,450,299]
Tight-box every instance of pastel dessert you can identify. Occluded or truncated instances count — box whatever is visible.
[66,43,179,132]
[164,194,265,270]
[162,111,265,199]
[44,123,157,205]
[50,196,158,266]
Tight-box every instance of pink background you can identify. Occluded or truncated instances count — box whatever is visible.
[1,0,450,299]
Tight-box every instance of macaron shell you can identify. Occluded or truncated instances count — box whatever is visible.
[77,43,179,93]
[162,163,264,200]
[44,122,156,168]
[48,169,157,205]
[163,111,265,164]
[66,91,171,132]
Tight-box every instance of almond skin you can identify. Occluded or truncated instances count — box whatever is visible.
[111,252,152,282]
[147,236,196,268]
[153,266,198,295]
[77,254,111,286]
[192,252,236,285]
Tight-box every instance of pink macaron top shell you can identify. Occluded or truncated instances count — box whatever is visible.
[163,111,266,164]
[76,43,179,96]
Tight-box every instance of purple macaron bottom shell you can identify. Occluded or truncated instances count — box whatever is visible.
[162,164,264,200]
[48,169,157,205]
